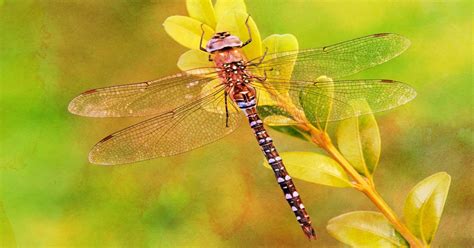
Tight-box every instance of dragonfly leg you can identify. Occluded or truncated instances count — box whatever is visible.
[241,15,252,48]
[248,47,268,66]
[199,24,208,52]
[253,69,268,82]
[224,91,229,127]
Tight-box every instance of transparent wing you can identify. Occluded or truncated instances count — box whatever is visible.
[253,79,416,124]
[89,88,241,165]
[68,68,219,117]
[249,33,410,81]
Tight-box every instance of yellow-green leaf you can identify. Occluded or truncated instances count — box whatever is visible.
[186,0,217,27]
[403,172,451,245]
[257,105,308,141]
[163,15,215,50]
[257,105,296,124]
[214,0,247,22]
[299,76,335,129]
[256,34,299,105]
[177,49,214,71]
[261,34,298,93]
[215,12,262,61]
[263,151,352,188]
[262,34,299,61]
[336,100,381,177]
[0,202,16,248]
[327,211,408,247]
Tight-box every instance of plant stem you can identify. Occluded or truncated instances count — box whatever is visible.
[310,129,425,248]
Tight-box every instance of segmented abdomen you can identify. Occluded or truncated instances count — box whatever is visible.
[235,96,317,239]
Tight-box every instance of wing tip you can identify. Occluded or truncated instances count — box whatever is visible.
[88,135,141,166]
[88,157,113,166]
[87,135,114,165]
[68,89,102,116]
[67,98,80,115]
[396,81,417,105]
[397,34,412,51]
[88,146,114,166]
[68,96,110,117]
[68,92,90,116]
[380,79,417,102]
[408,86,418,101]
[372,32,411,51]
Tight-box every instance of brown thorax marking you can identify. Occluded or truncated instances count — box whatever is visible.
[221,61,251,86]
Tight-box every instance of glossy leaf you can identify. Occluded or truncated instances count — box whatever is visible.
[257,105,307,140]
[257,104,309,141]
[163,15,215,50]
[214,0,247,22]
[215,12,262,61]
[258,34,299,106]
[257,105,293,120]
[403,172,451,245]
[336,100,381,176]
[186,0,217,27]
[263,151,352,188]
[327,211,408,247]
[262,34,299,62]
[299,76,334,129]
[266,123,309,141]
[177,49,214,71]
[262,34,298,93]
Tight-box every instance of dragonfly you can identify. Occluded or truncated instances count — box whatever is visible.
[68,18,416,239]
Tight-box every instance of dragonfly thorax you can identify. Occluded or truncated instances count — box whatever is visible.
[205,32,243,53]
[221,61,250,85]
[212,47,247,68]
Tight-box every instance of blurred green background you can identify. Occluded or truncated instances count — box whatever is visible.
[1,0,472,247]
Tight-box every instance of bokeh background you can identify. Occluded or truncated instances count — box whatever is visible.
[1,0,472,247]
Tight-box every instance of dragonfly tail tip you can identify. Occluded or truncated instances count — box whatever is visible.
[302,225,317,240]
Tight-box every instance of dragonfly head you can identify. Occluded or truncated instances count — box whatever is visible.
[206,32,243,53]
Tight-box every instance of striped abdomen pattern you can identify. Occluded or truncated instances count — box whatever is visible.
[235,94,317,239]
